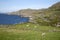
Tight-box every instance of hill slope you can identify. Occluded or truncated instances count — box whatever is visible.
[10,2,60,26]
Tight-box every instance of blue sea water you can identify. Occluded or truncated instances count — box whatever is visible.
[0,13,29,24]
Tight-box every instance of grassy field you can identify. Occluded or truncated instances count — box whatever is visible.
[0,23,60,40]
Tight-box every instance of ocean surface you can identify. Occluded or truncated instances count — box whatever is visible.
[0,13,29,24]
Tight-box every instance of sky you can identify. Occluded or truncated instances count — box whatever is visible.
[0,0,60,13]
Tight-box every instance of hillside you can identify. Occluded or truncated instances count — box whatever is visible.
[49,2,60,11]
[36,2,60,26]
[10,2,60,26]
[10,9,46,17]
[9,2,60,16]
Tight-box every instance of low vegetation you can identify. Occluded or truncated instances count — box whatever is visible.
[0,23,60,40]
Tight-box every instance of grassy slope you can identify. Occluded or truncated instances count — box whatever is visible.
[0,23,60,40]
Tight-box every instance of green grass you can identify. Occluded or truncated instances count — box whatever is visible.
[0,23,60,40]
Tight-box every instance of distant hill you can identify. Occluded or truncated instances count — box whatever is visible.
[10,2,60,26]
[35,2,60,26]
[10,8,46,17]
[10,2,60,16]
[49,2,60,11]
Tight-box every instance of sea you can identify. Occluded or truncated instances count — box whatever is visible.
[0,13,29,24]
